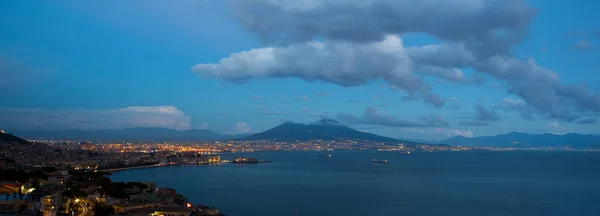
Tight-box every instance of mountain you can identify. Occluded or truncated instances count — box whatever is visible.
[11,128,249,142]
[0,132,30,144]
[440,132,600,148]
[239,119,403,143]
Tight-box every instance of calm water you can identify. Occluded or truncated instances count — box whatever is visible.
[111,151,600,216]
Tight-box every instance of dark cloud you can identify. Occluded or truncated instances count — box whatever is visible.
[475,104,501,122]
[572,40,592,51]
[575,117,596,124]
[229,0,536,57]
[424,93,446,108]
[196,0,538,107]
[459,104,500,126]
[494,98,535,121]
[473,56,600,121]
[336,107,449,128]
[193,0,600,120]
[420,114,450,126]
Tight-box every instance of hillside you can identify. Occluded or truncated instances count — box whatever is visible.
[239,119,403,143]
[440,132,600,148]
[0,132,30,144]
[12,128,248,142]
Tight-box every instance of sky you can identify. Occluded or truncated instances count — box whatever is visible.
[1,0,599,141]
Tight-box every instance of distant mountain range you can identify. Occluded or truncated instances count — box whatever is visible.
[10,128,249,142]
[239,119,408,144]
[437,132,600,148]
[7,119,420,144]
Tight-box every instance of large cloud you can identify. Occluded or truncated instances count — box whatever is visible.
[398,42,600,121]
[193,35,445,107]
[229,0,535,57]
[194,35,418,88]
[192,35,452,107]
[0,106,191,130]
[193,0,600,120]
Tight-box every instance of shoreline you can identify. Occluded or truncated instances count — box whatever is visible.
[97,163,172,172]
[98,160,271,172]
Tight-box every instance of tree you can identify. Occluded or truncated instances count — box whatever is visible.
[93,203,115,216]
[18,204,27,212]
[126,182,149,190]
[61,189,88,199]
[28,170,49,180]
[41,166,58,173]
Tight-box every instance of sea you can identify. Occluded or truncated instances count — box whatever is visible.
[111,151,600,216]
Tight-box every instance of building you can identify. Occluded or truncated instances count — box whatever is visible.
[157,188,177,201]
[112,201,165,215]
[40,192,63,216]
[151,206,192,216]
[196,205,219,216]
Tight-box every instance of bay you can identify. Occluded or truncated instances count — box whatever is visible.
[111,151,600,216]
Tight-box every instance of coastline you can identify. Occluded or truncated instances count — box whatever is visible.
[98,160,271,172]
[97,163,173,172]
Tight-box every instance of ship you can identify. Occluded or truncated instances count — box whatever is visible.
[398,150,411,155]
[372,159,388,164]
[317,154,332,158]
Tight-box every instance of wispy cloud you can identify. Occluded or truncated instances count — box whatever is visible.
[0,106,191,130]
[573,40,592,51]
[336,107,450,128]
[312,91,329,97]
[256,111,286,116]
[223,121,251,135]
[293,96,309,101]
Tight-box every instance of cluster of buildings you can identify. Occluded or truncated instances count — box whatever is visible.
[0,164,221,216]
[1,133,223,216]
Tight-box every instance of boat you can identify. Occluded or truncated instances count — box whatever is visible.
[398,150,411,155]
[317,154,332,158]
[373,159,388,164]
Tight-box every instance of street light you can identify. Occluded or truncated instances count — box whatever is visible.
[75,199,80,203]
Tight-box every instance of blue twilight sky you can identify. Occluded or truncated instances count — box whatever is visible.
[0,0,599,140]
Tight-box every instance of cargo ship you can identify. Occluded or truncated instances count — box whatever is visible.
[398,150,411,155]
[317,154,332,158]
[372,159,388,164]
